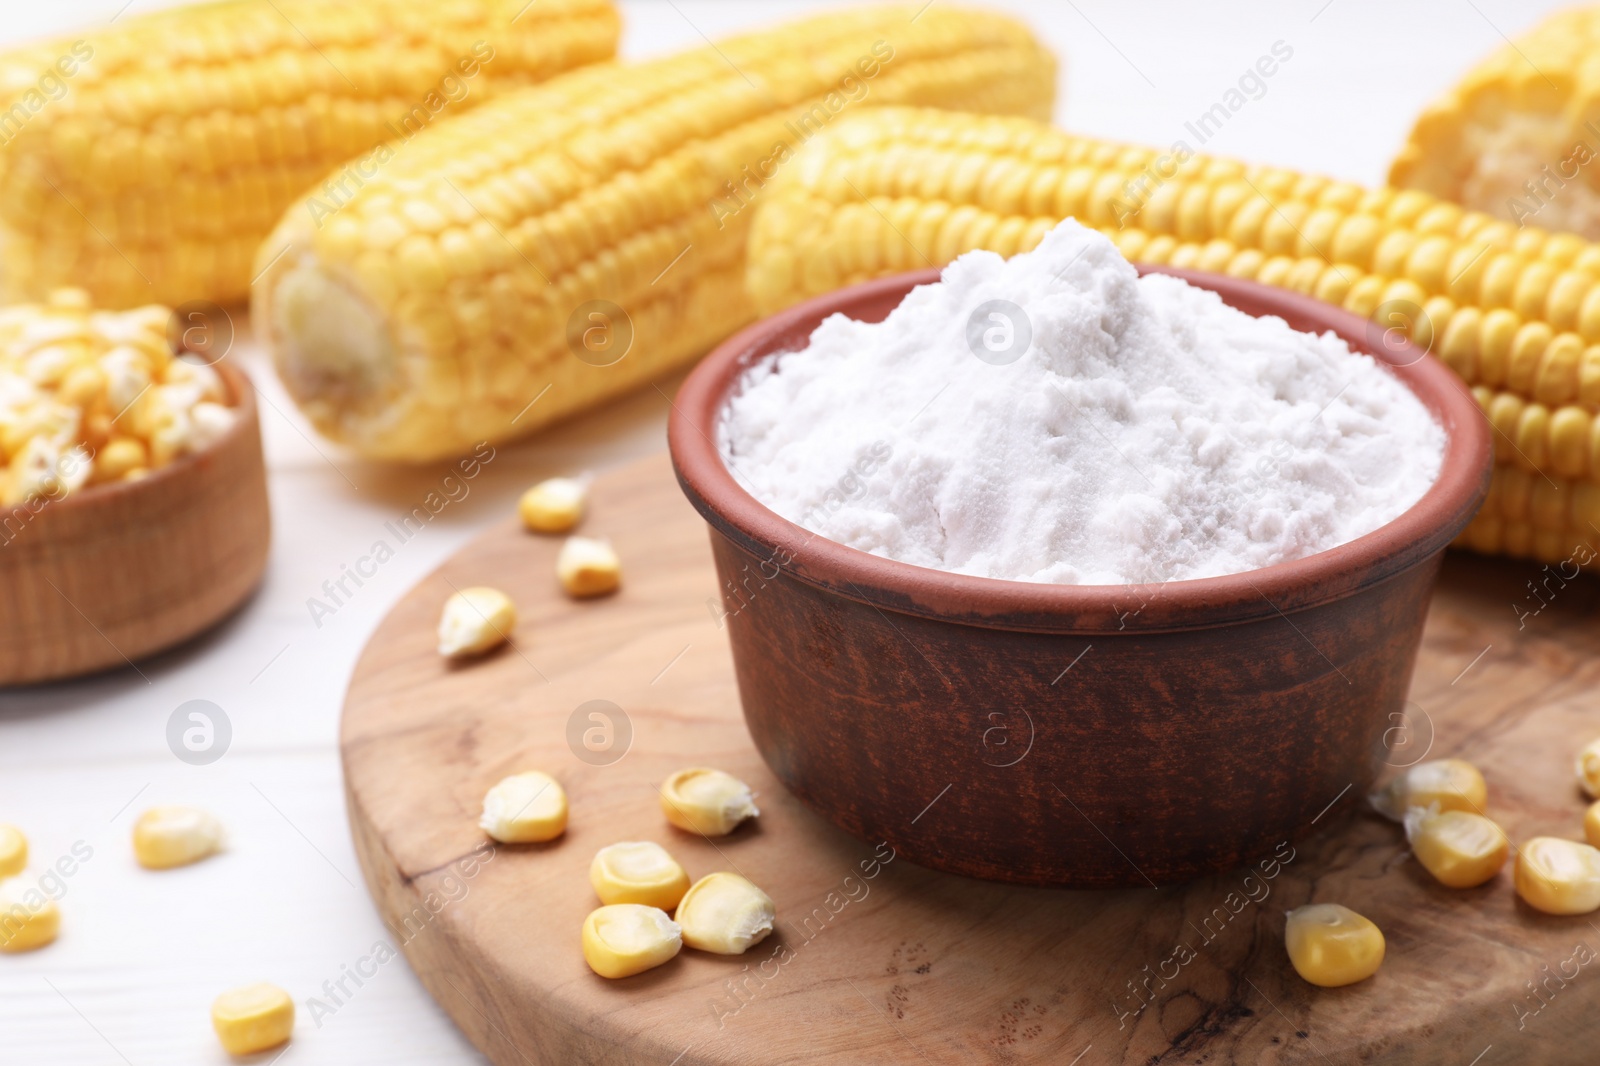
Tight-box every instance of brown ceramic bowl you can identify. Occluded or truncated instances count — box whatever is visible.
[0,361,270,686]
[669,266,1492,888]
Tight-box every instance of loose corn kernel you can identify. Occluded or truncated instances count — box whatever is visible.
[0,882,59,952]
[1586,801,1600,849]
[1370,758,1488,821]
[479,771,567,844]
[1284,904,1385,988]
[556,536,621,598]
[0,824,25,879]
[211,983,295,1056]
[132,806,224,870]
[437,586,516,659]
[1576,737,1600,798]
[95,436,147,481]
[675,872,776,955]
[520,476,587,534]
[1403,805,1508,888]
[591,842,691,911]
[659,768,759,837]
[1514,836,1600,915]
[581,904,683,978]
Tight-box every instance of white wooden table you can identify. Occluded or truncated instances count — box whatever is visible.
[0,1,1564,1061]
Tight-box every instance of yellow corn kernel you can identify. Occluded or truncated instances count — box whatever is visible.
[1585,801,1600,849]
[660,768,758,837]
[479,771,567,844]
[95,436,147,481]
[1403,805,1508,888]
[591,842,691,911]
[520,477,587,534]
[210,983,294,1056]
[557,536,621,598]
[132,806,224,870]
[1514,837,1600,915]
[674,872,776,955]
[582,903,683,979]
[1284,904,1385,987]
[57,363,105,406]
[0,883,59,953]
[0,824,25,879]
[1577,737,1600,798]
[1370,758,1488,821]
[436,586,516,659]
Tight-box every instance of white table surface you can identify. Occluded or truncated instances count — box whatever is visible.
[0,0,1568,1062]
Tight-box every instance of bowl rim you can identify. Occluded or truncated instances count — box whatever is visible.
[31,357,257,513]
[669,265,1494,634]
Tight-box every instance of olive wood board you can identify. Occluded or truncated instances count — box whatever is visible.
[342,452,1600,1066]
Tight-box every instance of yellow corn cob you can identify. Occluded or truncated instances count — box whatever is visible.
[251,6,1055,461]
[745,107,1600,566]
[1389,7,1600,240]
[0,0,621,309]
[1457,462,1600,565]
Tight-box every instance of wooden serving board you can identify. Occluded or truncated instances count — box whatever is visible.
[343,452,1600,1066]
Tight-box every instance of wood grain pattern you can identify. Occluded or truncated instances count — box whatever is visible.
[0,361,269,685]
[344,452,1600,1065]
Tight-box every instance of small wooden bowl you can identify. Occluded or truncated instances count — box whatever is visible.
[670,266,1493,888]
[0,361,269,685]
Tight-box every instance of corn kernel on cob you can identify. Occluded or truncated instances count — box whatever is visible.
[0,0,621,308]
[253,6,1056,461]
[746,107,1600,566]
[0,288,237,506]
[1389,8,1600,240]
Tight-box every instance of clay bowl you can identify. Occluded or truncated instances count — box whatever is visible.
[669,265,1493,888]
[0,361,270,686]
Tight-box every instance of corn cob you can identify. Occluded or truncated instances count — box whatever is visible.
[252,6,1056,461]
[1389,7,1600,241]
[745,107,1600,566]
[0,0,621,309]
[1462,463,1600,564]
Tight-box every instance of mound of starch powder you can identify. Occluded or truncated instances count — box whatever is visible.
[720,220,1446,585]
